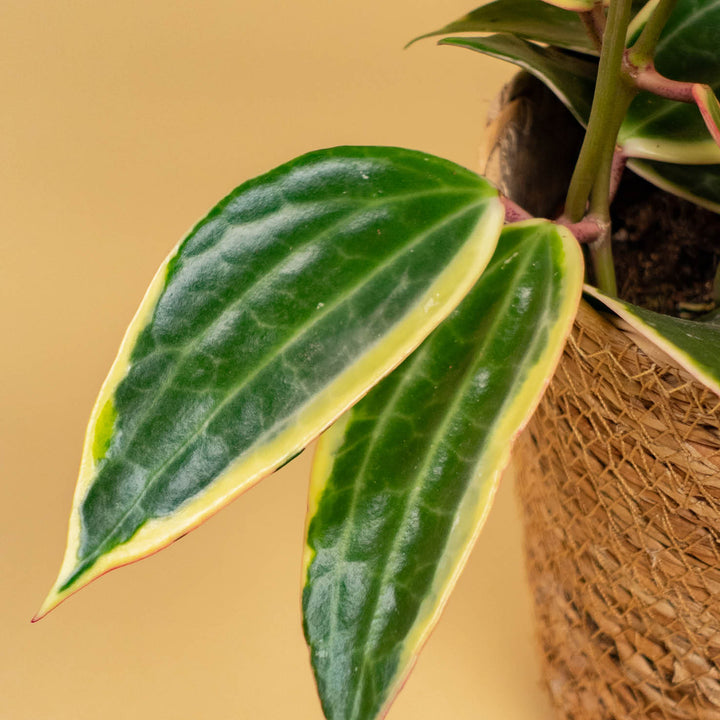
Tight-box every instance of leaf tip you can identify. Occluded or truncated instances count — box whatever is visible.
[32,587,63,623]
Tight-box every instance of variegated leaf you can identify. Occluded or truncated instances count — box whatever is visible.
[620,0,720,163]
[407,0,598,54]
[303,221,584,720]
[584,285,720,396]
[440,34,597,127]
[628,158,720,213]
[36,146,504,620]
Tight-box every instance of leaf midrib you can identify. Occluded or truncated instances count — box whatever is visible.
[118,186,478,457]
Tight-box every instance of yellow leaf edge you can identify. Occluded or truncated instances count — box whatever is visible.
[302,222,584,718]
[35,194,505,621]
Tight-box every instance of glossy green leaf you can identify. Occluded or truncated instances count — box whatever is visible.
[621,0,720,163]
[303,221,584,720]
[440,1,720,164]
[584,285,720,396]
[36,146,505,620]
[440,35,597,127]
[445,27,720,210]
[407,0,598,54]
[628,158,720,213]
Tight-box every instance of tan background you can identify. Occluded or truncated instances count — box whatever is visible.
[2,1,556,718]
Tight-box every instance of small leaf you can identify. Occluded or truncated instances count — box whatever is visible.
[620,94,720,164]
[440,35,597,127]
[303,221,583,720]
[584,286,720,396]
[628,158,720,213]
[36,146,504,620]
[693,84,720,149]
[407,0,598,54]
[620,0,720,163]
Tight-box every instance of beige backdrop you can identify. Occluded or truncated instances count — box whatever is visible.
[2,1,556,718]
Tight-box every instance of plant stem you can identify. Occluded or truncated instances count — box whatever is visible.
[564,0,635,295]
[585,95,632,296]
[588,228,618,296]
[565,0,634,223]
[627,0,678,66]
[500,195,532,223]
[631,64,694,101]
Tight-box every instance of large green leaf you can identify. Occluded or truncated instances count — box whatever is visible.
[628,158,720,213]
[303,221,584,720]
[620,0,720,163]
[440,35,598,127]
[407,0,598,54]
[36,146,504,620]
[584,285,720,396]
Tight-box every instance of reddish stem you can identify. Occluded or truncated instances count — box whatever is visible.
[624,56,694,103]
[590,1,606,38]
[580,10,603,53]
[557,215,606,244]
[608,149,627,203]
[500,195,532,223]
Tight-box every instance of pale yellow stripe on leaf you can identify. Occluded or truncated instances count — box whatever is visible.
[34,242,180,621]
[382,224,583,718]
[583,285,720,397]
[620,136,720,164]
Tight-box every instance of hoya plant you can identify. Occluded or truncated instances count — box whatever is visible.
[36,0,720,718]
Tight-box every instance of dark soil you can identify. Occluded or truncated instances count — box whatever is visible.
[610,172,720,318]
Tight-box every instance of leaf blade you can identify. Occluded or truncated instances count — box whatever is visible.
[620,0,720,163]
[408,0,597,54]
[303,221,584,720]
[627,158,720,213]
[37,146,504,619]
[440,35,598,127]
[584,285,720,396]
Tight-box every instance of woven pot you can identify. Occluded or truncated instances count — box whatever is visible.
[485,75,720,719]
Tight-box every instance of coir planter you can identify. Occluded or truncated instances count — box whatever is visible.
[487,74,720,720]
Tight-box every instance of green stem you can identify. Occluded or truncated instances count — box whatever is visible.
[586,87,633,295]
[588,229,618,297]
[565,0,635,224]
[627,0,678,66]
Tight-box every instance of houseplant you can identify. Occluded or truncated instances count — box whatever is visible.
[33,0,720,718]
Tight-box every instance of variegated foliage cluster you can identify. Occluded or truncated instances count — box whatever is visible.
[38,2,720,719]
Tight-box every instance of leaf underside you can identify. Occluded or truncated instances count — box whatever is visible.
[440,35,597,127]
[37,146,505,619]
[584,286,720,397]
[407,0,598,54]
[303,221,584,720]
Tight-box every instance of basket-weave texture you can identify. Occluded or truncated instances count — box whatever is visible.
[516,300,720,719]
